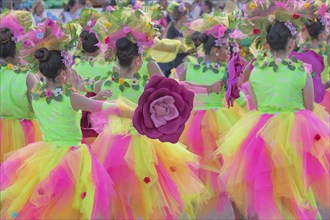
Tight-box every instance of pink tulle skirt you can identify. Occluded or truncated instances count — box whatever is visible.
[215,110,330,219]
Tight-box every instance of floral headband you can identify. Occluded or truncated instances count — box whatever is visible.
[240,0,316,49]
[0,10,34,45]
[94,7,159,60]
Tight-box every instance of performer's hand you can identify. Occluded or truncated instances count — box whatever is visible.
[94,90,113,100]
[209,80,224,94]
[70,70,85,91]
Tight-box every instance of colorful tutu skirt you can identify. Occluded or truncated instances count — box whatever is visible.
[179,104,245,213]
[91,116,206,219]
[0,142,114,219]
[0,118,42,163]
[215,110,330,219]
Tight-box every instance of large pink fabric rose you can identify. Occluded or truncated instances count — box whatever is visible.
[133,75,194,143]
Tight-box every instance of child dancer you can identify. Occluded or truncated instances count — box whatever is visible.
[88,7,207,219]
[216,1,329,218]
[0,11,42,163]
[0,22,117,217]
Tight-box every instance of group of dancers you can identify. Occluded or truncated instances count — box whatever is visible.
[0,0,329,219]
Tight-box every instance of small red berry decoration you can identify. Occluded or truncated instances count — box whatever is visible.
[143,177,151,184]
[314,134,321,141]
[293,14,300,19]
[170,166,176,172]
[253,28,261,35]
[81,192,87,199]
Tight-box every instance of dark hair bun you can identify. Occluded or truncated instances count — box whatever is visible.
[79,30,99,53]
[79,30,89,41]
[0,28,16,58]
[266,22,292,51]
[305,19,325,40]
[199,33,209,44]
[115,37,138,67]
[0,28,13,44]
[34,48,51,63]
[34,49,66,79]
[116,37,132,52]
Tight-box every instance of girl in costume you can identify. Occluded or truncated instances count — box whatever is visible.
[87,7,207,219]
[177,14,246,217]
[0,20,118,218]
[216,1,330,218]
[0,11,42,163]
[290,5,330,106]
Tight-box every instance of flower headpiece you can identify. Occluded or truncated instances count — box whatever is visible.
[315,3,330,29]
[0,10,34,48]
[19,19,74,72]
[240,0,316,49]
[94,7,159,60]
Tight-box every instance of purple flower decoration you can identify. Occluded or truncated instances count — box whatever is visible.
[45,90,52,97]
[123,26,131,34]
[178,3,186,13]
[61,51,73,67]
[137,43,144,55]
[23,41,30,48]
[133,75,194,143]
[214,63,220,70]
[284,22,297,36]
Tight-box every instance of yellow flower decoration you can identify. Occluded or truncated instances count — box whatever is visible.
[7,64,14,70]
[105,21,112,29]
[170,68,176,74]
[304,3,311,9]
[249,2,257,10]
[119,78,125,85]
[151,5,158,11]
[240,50,247,57]
[145,22,151,29]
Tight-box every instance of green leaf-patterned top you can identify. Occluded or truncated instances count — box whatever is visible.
[101,71,148,103]
[31,82,82,146]
[250,57,307,113]
[0,63,36,119]
[185,56,228,109]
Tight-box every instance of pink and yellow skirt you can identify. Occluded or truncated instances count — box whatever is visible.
[0,118,42,163]
[0,142,115,219]
[179,104,245,213]
[91,116,206,219]
[216,110,330,219]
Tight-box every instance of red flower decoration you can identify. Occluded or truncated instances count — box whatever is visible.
[253,28,261,35]
[81,192,86,199]
[104,36,110,44]
[314,134,321,141]
[143,177,151,184]
[293,14,300,19]
[133,75,194,143]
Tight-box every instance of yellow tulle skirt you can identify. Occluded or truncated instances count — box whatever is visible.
[91,116,207,219]
[0,118,42,163]
[179,103,246,213]
[1,142,115,219]
[216,110,330,219]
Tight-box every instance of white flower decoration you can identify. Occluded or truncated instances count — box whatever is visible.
[54,88,63,97]
[88,79,95,85]
[87,21,92,26]
[275,58,282,65]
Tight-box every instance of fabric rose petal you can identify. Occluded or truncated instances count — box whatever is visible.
[133,75,194,143]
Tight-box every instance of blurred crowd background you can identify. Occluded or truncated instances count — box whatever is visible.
[0,1,246,24]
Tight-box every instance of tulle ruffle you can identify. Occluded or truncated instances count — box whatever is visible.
[0,118,42,163]
[91,116,206,219]
[0,142,114,219]
[215,110,330,219]
[179,105,245,213]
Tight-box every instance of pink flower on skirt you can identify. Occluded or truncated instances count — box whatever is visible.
[133,75,194,143]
